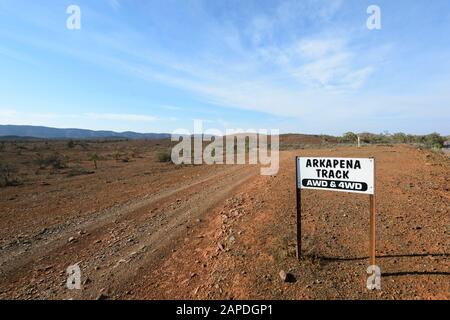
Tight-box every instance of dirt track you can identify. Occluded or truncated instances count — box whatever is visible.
[0,144,449,299]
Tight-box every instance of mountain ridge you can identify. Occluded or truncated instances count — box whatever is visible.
[0,125,171,140]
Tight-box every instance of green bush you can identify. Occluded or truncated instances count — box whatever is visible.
[157,150,172,163]
[339,131,446,148]
[391,132,408,143]
[423,133,446,149]
[340,132,358,143]
[35,153,67,170]
[0,164,21,187]
[358,132,391,144]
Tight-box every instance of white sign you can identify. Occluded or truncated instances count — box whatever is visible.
[297,157,374,194]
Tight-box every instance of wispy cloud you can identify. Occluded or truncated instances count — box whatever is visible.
[1,0,449,134]
[160,105,182,111]
[0,0,379,120]
[291,37,375,90]
[0,109,159,125]
[0,109,77,121]
[107,0,120,11]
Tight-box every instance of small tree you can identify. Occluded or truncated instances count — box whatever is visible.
[67,140,75,149]
[89,154,99,169]
[424,133,445,149]
[341,132,358,143]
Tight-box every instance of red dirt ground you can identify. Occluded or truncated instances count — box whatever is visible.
[0,142,448,300]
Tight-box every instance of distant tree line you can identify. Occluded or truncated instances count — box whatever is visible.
[339,132,448,149]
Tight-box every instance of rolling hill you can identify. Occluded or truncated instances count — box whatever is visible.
[0,125,170,140]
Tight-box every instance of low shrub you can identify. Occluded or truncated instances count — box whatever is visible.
[35,153,67,170]
[157,150,172,163]
[66,167,95,177]
[338,132,447,148]
[67,140,75,149]
[0,164,21,187]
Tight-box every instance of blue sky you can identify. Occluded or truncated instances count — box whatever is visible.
[0,0,449,135]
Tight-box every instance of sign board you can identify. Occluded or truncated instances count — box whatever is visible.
[294,156,378,282]
[297,157,374,195]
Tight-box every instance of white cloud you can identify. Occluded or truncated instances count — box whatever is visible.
[296,38,346,59]
[0,109,76,121]
[9,0,447,134]
[160,105,182,111]
[297,52,350,85]
[0,110,159,126]
[1,0,376,120]
[108,0,120,11]
[262,36,375,91]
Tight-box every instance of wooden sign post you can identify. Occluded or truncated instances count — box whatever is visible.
[369,159,376,267]
[295,157,376,267]
[295,158,302,259]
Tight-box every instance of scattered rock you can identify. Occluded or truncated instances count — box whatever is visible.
[44,265,53,271]
[114,259,127,268]
[279,270,296,283]
[96,293,108,300]
[68,237,77,243]
[217,242,225,251]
